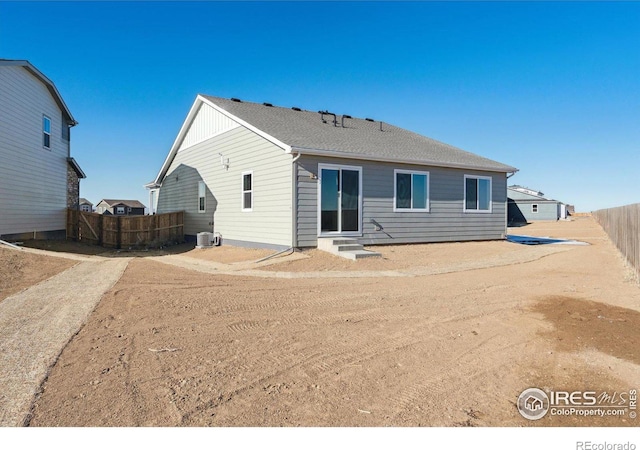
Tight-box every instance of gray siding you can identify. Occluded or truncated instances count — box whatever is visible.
[508,199,559,223]
[0,66,70,237]
[296,156,507,247]
[157,126,293,246]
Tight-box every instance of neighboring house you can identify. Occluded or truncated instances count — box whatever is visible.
[146,95,518,249]
[507,185,568,224]
[95,199,146,216]
[78,198,93,213]
[0,59,85,240]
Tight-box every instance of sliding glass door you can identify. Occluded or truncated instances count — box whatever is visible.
[319,164,362,235]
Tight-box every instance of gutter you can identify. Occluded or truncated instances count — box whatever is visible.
[290,146,518,174]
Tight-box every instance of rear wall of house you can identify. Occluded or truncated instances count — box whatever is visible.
[156,104,293,248]
[0,66,71,239]
[296,156,508,247]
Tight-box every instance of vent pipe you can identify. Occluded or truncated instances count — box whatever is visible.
[319,110,337,126]
[341,114,352,128]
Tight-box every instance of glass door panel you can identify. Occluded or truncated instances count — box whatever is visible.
[341,169,359,232]
[320,168,339,232]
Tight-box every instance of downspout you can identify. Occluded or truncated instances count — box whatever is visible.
[291,152,302,249]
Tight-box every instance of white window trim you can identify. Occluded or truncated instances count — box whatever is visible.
[241,171,253,212]
[116,206,125,215]
[532,204,538,213]
[197,181,206,213]
[43,115,51,149]
[393,169,430,212]
[463,175,493,213]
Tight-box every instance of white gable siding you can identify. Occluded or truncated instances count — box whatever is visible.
[178,102,240,152]
[157,124,293,247]
[0,66,70,237]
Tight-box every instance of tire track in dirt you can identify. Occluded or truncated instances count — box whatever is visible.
[385,333,536,423]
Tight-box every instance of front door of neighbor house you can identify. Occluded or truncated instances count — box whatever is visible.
[318,164,362,236]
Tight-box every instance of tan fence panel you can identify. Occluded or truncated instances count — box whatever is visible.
[79,212,102,246]
[66,210,184,249]
[593,203,640,277]
[101,215,120,248]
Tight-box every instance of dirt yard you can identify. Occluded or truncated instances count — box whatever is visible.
[18,217,640,426]
[0,246,76,302]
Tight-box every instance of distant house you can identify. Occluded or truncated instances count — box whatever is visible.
[508,185,568,224]
[95,199,145,216]
[0,59,85,240]
[146,95,517,249]
[78,198,93,213]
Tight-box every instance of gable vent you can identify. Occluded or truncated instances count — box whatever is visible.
[231,97,242,102]
[291,107,301,111]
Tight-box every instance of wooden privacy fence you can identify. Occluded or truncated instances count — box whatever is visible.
[67,209,184,249]
[592,203,640,277]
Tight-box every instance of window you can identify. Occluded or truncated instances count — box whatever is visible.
[464,175,492,212]
[116,206,125,215]
[198,181,206,213]
[394,170,429,211]
[43,115,51,148]
[80,205,91,212]
[242,172,253,211]
[532,204,538,213]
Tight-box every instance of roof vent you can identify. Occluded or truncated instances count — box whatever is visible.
[365,118,374,122]
[291,107,301,111]
[231,98,242,102]
[263,102,273,107]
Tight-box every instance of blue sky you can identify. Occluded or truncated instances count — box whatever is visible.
[1,1,638,211]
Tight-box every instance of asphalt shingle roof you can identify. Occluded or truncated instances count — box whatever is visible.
[202,95,517,173]
[98,199,146,209]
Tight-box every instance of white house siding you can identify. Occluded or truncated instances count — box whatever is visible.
[0,66,70,238]
[157,125,293,247]
[296,156,508,247]
[178,102,240,151]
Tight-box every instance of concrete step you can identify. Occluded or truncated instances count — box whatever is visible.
[340,249,383,260]
[316,237,381,260]
[335,244,364,252]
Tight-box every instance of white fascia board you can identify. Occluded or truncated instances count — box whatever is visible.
[291,146,518,174]
[199,96,292,153]
[151,96,205,186]
[150,95,295,188]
